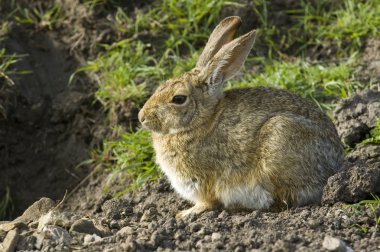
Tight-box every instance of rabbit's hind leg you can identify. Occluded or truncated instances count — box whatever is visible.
[257,113,331,206]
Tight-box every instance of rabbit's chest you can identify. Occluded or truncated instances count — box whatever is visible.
[156,154,201,202]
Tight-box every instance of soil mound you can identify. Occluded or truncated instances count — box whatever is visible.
[1,87,379,251]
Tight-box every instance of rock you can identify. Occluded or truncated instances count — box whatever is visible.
[346,144,380,162]
[109,220,119,229]
[69,219,103,236]
[101,198,128,220]
[0,222,27,232]
[211,232,222,241]
[334,85,380,147]
[34,233,45,250]
[38,211,54,232]
[0,198,55,232]
[322,235,353,252]
[1,229,20,252]
[322,159,380,204]
[15,235,36,251]
[37,210,80,231]
[189,223,203,232]
[17,198,55,223]
[116,226,134,236]
[83,234,102,245]
[42,225,72,246]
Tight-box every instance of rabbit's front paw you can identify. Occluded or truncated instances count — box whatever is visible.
[176,202,213,219]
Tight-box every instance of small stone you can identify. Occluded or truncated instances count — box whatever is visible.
[211,232,222,241]
[0,222,26,232]
[204,235,211,242]
[322,235,353,252]
[70,219,103,236]
[189,223,203,232]
[34,233,44,250]
[101,198,127,220]
[83,234,102,245]
[1,229,20,252]
[109,220,119,229]
[38,211,54,232]
[148,221,158,230]
[116,226,134,236]
[218,210,229,219]
[15,235,36,251]
[174,230,186,241]
[140,212,150,222]
[308,219,321,228]
[42,225,71,246]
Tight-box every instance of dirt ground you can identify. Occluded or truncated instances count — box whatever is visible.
[0,0,379,251]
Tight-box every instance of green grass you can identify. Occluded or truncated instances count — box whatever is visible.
[345,194,380,233]
[90,128,160,197]
[306,0,380,56]
[14,3,62,30]
[73,41,164,109]
[254,0,380,57]
[362,118,380,145]
[231,56,365,110]
[75,0,378,193]
[0,187,13,220]
[0,48,30,118]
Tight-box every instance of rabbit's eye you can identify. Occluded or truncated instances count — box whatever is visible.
[171,95,187,105]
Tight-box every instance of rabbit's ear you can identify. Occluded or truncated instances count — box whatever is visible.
[196,16,242,68]
[199,30,256,97]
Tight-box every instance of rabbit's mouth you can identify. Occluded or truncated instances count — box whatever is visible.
[141,119,157,131]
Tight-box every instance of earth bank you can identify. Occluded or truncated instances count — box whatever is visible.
[0,0,379,251]
[1,86,379,251]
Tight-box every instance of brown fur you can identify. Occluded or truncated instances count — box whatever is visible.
[138,17,344,218]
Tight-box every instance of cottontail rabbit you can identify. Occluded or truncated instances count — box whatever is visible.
[138,16,344,218]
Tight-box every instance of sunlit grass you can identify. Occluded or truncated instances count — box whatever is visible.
[344,194,380,234]
[72,0,379,193]
[300,0,380,56]
[90,127,160,197]
[231,56,367,110]
[362,118,380,145]
[14,3,62,30]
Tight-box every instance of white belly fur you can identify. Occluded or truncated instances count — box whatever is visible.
[219,183,274,209]
[156,155,200,203]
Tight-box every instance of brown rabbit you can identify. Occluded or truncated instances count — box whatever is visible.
[138,16,344,218]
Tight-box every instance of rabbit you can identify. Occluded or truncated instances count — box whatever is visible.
[138,16,344,218]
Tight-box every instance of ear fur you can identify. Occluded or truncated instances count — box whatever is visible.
[196,16,242,68]
[199,30,257,97]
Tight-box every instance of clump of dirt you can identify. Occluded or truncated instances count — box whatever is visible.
[1,175,379,252]
[322,85,380,205]
[333,85,380,147]
[359,37,380,81]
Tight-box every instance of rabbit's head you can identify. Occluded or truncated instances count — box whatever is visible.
[139,16,256,135]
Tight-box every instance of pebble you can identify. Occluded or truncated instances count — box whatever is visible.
[322,235,353,252]
[69,219,103,236]
[83,234,102,245]
[42,225,71,245]
[1,229,20,252]
[33,233,45,250]
[109,220,119,229]
[116,226,134,236]
[189,223,203,232]
[211,232,222,241]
